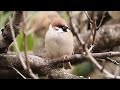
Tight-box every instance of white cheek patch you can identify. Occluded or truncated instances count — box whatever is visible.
[67,29,70,32]
[57,28,70,33]
[57,28,64,33]
[53,27,64,32]
[52,25,70,33]
[54,27,59,30]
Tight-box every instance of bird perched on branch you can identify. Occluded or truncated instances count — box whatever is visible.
[45,18,74,69]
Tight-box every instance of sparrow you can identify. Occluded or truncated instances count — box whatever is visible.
[45,18,74,69]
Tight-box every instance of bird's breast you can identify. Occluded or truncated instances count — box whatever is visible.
[45,29,74,58]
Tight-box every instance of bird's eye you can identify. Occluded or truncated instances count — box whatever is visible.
[56,25,68,31]
[63,26,68,30]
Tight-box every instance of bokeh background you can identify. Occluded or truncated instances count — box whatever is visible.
[0,11,120,79]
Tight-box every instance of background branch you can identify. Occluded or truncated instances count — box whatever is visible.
[22,12,39,79]
[79,24,120,53]
[1,51,120,78]
[84,45,120,79]
[0,11,23,53]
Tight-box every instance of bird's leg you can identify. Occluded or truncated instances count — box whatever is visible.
[62,55,72,69]
[43,56,53,61]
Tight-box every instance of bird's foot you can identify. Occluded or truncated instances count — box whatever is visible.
[62,55,72,69]
[62,55,69,60]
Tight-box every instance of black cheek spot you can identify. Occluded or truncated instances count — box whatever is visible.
[63,29,67,32]
[62,26,68,32]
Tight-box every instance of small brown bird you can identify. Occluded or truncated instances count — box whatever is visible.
[45,18,74,69]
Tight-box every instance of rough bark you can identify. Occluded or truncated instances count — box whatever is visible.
[0,11,23,53]
[0,51,120,79]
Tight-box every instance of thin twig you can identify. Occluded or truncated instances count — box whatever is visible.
[84,11,93,23]
[22,12,39,79]
[114,66,120,77]
[23,11,34,36]
[92,11,106,45]
[12,67,26,79]
[22,11,31,71]
[85,45,120,79]
[96,11,106,30]
[91,11,97,45]
[106,57,120,67]
[84,11,103,51]
[22,30,39,79]
[9,13,27,70]
[100,59,106,72]
[84,11,94,36]
[23,11,32,23]
[84,11,94,50]
[84,11,96,46]
[85,11,106,46]
[67,11,85,46]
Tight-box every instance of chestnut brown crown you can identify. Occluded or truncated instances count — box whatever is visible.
[51,18,67,27]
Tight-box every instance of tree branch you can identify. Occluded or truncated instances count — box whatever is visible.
[48,69,85,79]
[1,51,120,78]
[0,53,83,79]
[84,45,120,79]
[80,24,120,52]
[0,11,23,53]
